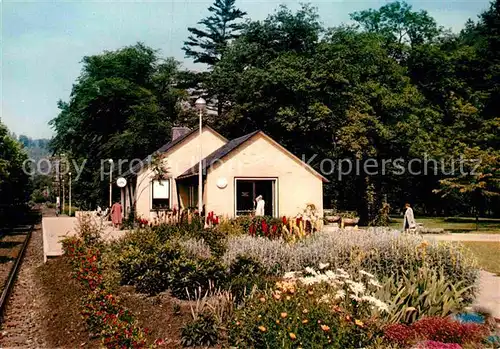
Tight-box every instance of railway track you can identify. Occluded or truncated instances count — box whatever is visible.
[0,210,40,321]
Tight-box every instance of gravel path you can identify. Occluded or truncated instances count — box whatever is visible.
[0,221,47,348]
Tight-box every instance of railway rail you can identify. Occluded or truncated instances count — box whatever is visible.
[0,211,39,321]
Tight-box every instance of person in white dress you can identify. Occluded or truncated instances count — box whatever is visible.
[255,195,265,216]
[403,203,416,232]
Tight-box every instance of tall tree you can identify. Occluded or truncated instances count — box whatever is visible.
[0,122,30,207]
[351,1,442,60]
[183,0,247,66]
[50,43,193,207]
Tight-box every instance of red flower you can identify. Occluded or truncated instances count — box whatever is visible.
[262,220,268,234]
[282,216,287,225]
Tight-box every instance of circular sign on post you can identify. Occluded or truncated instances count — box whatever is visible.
[116,177,127,188]
[216,177,228,189]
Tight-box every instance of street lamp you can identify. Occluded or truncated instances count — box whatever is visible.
[62,178,65,215]
[108,159,114,208]
[69,172,72,217]
[195,97,206,216]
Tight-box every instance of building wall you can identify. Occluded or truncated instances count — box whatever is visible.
[134,128,226,219]
[205,134,324,218]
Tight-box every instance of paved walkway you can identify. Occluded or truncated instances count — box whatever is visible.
[425,233,500,242]
[424,233,500,319]
[42,216,127,262]
[474,271,500,319]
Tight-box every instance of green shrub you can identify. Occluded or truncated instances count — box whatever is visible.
[215,219,245,236]
[192,228,228,257]
[181,313,219,347]
[377,266,475,324]
[228,255,268,302]
[169,257,227,299]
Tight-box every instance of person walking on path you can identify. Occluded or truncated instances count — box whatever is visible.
[403,203,416,232]
[110,201,123,230]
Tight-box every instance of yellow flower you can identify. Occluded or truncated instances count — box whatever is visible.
[281,312,288,318]
[308,290,314,296]
[258,326,267,332]
[286,295,291,301]
[276,320,280,324]
[302,309,309,314]
[289,332,297,340]
[320,324,330,332]
[355,319,364,327]
[302,319,309,324]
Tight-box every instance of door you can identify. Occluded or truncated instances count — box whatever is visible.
[235,179,276,217]
[236,180,254,215]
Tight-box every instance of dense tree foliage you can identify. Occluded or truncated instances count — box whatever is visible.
[207,1,500,222]
[0,122,30,208]
[51,1,500,218]
[50,43,197,207]
[183,0,247,66]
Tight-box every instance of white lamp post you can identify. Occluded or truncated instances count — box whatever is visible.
[69,172,72,217]
[108,159,114,207]
[195,97,206,216]
[62,179,65,215]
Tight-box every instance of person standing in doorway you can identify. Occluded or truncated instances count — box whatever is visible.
[255,195,265,216]
[110,201,123,230]
[403,203,416,232]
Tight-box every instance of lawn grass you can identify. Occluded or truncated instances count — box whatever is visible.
[389,216,500,234]
[455,241,500,275]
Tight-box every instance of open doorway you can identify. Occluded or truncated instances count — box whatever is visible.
[235,178,277,217]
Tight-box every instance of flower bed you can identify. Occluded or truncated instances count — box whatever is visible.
[384,317,489,347]
[222,229,477,286]
[93,218,490,348]
[62,233,150,348]
[229,266,388,348]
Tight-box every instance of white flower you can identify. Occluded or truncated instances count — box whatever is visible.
[305,267,318,276]
[300,276,320,285]
[348,281,365,295]
[319,262,330,270]
[350,294,362,301]
[334,290,345,300]
[361,296,389,313]
[360,270,375,278]
[325,270,337,280]
[283,272,297,279]
[319,294,331,303]
[336,268,350,279]
[369,279,383,288]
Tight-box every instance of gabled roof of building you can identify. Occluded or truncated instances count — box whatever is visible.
[177,130,259,179]
[122,126,226,178]
[177,130,329,182]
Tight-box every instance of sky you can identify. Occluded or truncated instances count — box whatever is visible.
[0,0,492,139]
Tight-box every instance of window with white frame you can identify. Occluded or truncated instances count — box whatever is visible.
[152,179,170,210]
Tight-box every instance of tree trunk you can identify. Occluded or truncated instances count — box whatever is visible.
[356,175,379,226]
